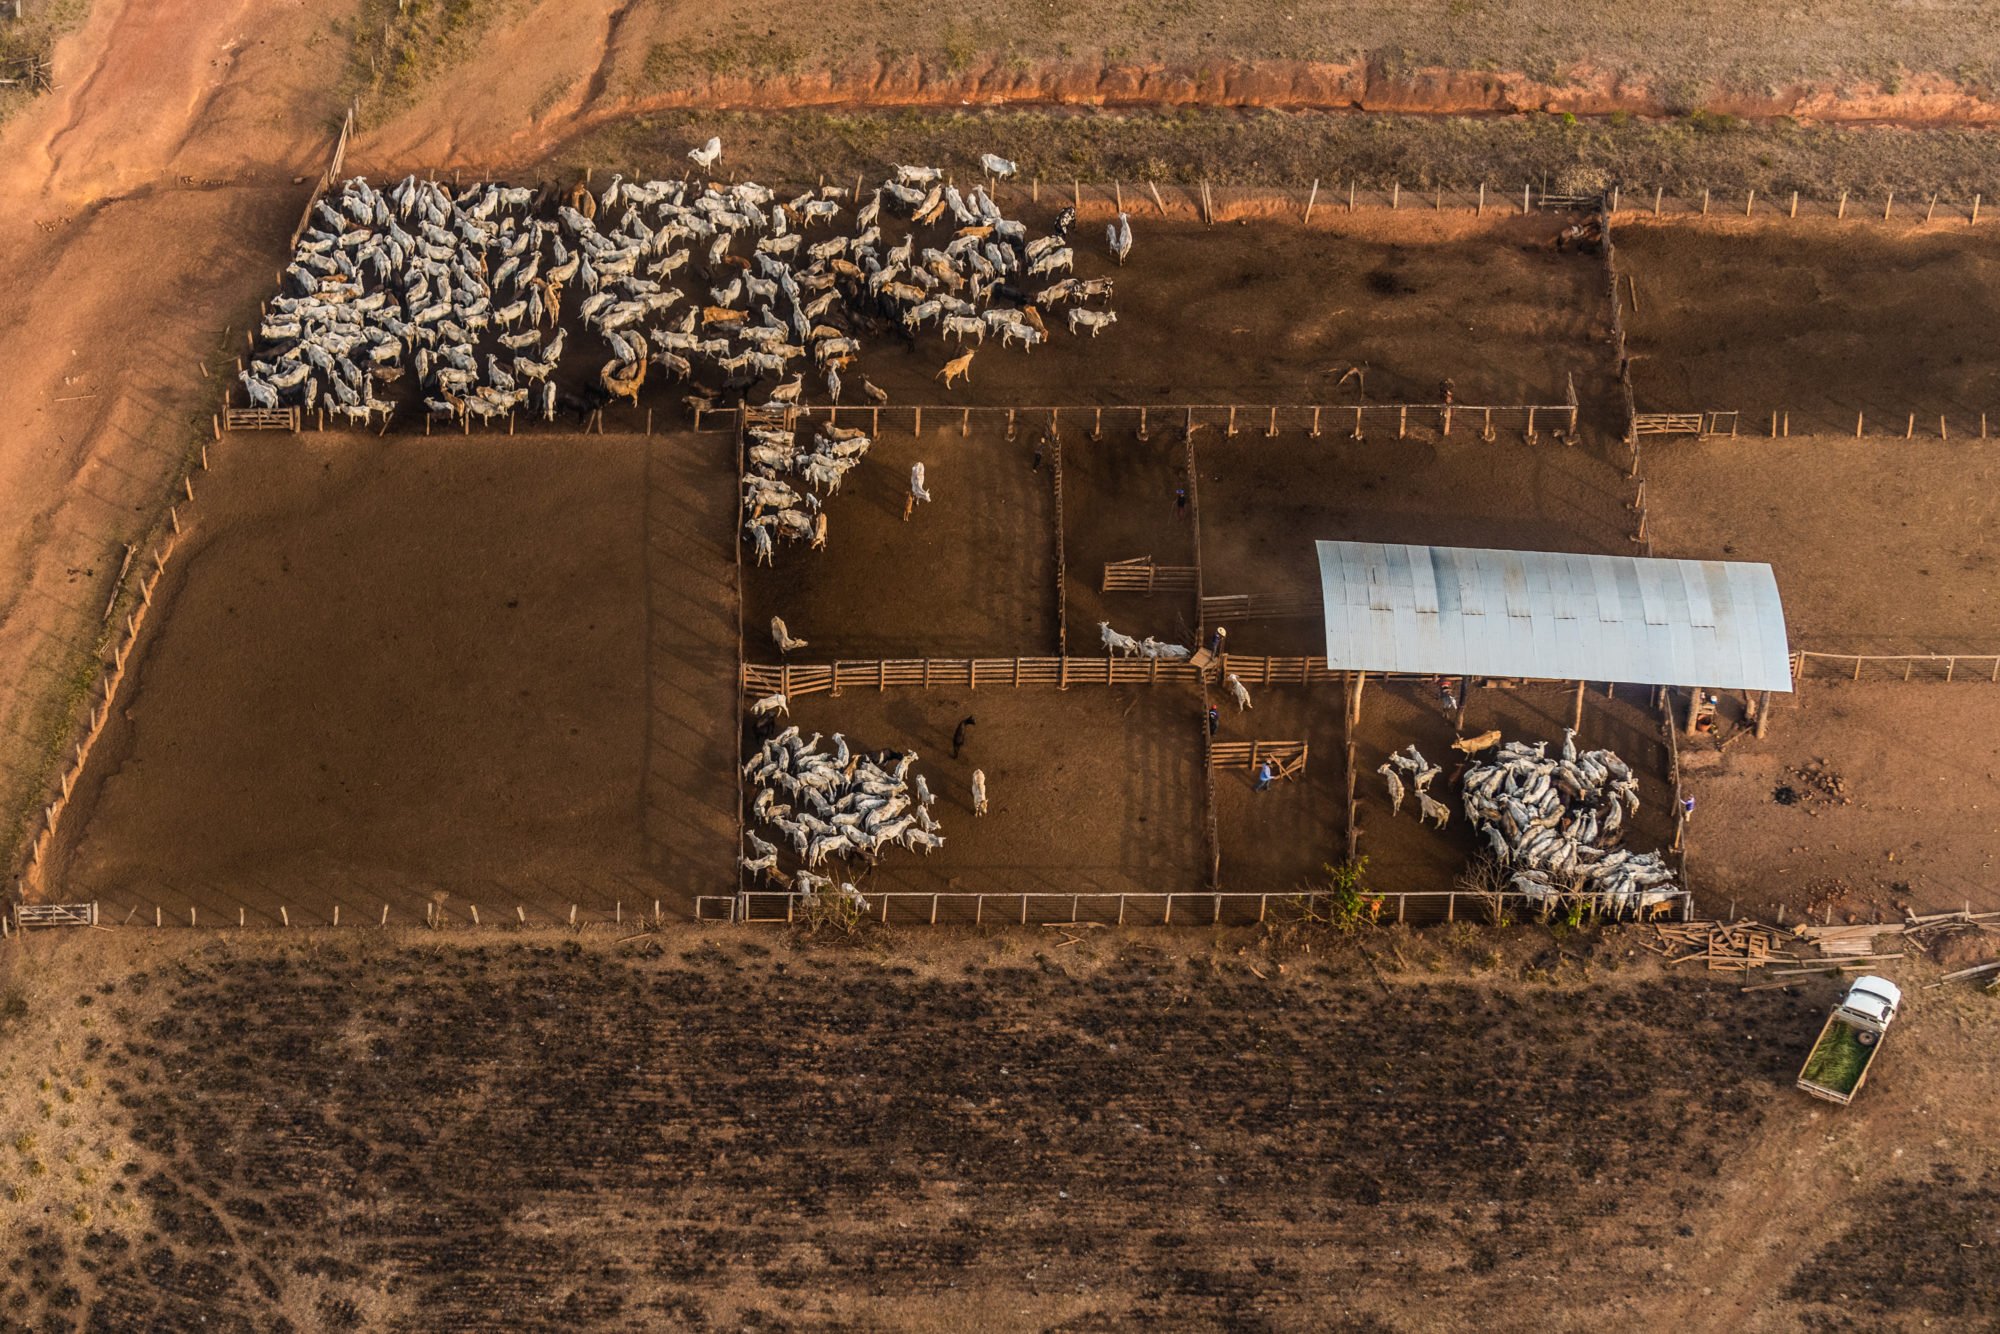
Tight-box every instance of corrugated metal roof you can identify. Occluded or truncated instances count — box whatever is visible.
[1316,542,1793,691]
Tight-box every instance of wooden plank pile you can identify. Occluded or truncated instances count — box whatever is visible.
[1647,920,1800,971]
[1792,921,1897,958]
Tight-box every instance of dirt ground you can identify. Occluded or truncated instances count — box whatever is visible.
[0,0,369,869]
[2,927,1996,1332]
[747,424,1059,660]
[54,433,738,926]
[773,210,1608,412]
[760,686,1207,910]
[1198,430,1642,659]
[1060,423,1201,653]
[1645,434,2000,655]
[3,5,2000,1331]
[1617,218,2000,432]
[1682,682,2000,921]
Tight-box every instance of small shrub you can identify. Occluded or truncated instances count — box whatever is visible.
[1295,858,1383,932]
[795,883,871,939]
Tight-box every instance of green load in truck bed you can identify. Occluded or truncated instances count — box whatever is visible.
[1800,1019,1877,1094]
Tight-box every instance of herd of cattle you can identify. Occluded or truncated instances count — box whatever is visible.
[1379,733,1680,913]
[741,726,944,887]
[241,140,1134,430]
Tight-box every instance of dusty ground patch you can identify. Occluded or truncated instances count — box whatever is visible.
[1680,681,2000,921]
[1644,434,2000,655]
[1618,218,2000,431]
[56,433,738,925]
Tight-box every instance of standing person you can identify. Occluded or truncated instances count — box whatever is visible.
[1439,677,1459,717]
[1175,487,1188,518]
[1208,625,1228,657]
[1206,705,1220,737]
[1255,760,1275,792]
[1031,431,1046,473]
[951,715,976,759]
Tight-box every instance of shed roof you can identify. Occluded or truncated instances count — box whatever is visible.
[1315,541,1793,691]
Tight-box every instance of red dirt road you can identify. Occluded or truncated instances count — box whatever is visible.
[0,0,363,862]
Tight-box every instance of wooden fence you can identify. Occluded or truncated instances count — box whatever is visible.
[1200,592,1320,623]
[743,655,1203,697]
[1050,427,1068,655]
[285,103,355,254]
[1615,185,1991,226]
[223,407,301,432]
[1103,557,1198,594]
[1634,406,2000,441]
[724,885,1692,928]
[1210,740,1308,774]
[639,399,1580,444]
[16,461,206,901]
[1632,412,1704,436]
[0,52,52,92]
[1186,425,1220,887]
[1794,651,2000,684]
[1634,411,1740,438]
[743,652,1793,699]
[9,902,97,929]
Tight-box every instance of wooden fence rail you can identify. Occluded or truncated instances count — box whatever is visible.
[285,103,356,254]
[223,407,301,432]
[1794,651,2000,684]
[1050,428,1068,656]
[1210,740,1309,773]
[623,399,1580,443]
[1103,557,1198,594]
[726,886,1692,928]
[11,902,98,929]
[742,656,1204,697]
[1200,592,1321,622]
[1635,410,1739,438]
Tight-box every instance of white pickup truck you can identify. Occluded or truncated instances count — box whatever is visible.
[1796,975,1902,1105]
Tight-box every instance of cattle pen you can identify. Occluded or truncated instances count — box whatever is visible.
[17,111,2000,937]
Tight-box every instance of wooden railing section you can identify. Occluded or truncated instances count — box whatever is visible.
[1210,740,1309,774]
[743,656,1204,697]
[223,407,301,432]
[1103,556,1198,594]
[1794,651,2000,684]
[1201,592,1320,622]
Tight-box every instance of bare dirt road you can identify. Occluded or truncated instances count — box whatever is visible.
[0,0,365,864]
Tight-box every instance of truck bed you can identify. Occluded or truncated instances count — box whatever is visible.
[1798,1017,1879,1103]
